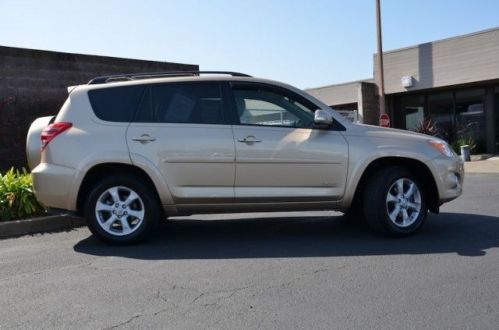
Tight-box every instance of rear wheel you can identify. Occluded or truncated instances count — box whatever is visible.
[363,167,428,236]
[84,175,160,244]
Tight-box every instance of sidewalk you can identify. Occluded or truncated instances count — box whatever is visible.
[464,157,499,174]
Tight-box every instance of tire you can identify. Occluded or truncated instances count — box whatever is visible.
[363,166,428,237]
[342,202,365,224]
[84,175,160,244]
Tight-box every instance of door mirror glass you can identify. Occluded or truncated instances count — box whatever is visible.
[314,109,333,126]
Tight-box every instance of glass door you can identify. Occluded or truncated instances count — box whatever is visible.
[427,92,454,141]
[455,88,486,153]
[395,94,425,131]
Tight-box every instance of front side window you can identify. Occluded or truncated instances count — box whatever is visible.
[232,87,315,128]
[135,82,225,124]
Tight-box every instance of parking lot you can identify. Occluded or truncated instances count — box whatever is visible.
[1,172,498,329]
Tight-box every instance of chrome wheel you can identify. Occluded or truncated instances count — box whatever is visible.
[95,186,145,236]
[386,178,422,228]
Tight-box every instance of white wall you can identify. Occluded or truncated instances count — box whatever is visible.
[377,27,499,94]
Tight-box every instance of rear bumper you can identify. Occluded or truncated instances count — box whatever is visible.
[32,163,78,211]
[427,155,464,204]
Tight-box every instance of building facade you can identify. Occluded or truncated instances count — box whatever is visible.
[306,27,499,154]
[0,46,198,171]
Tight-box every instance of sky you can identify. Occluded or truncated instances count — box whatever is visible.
[1,0,499,89]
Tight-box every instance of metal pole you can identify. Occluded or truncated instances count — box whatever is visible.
[376,0,386,116]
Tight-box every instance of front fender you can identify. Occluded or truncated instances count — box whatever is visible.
[342,137,434,208]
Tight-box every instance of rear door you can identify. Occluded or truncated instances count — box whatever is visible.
[228,82,348,202]
[126,81,235,204]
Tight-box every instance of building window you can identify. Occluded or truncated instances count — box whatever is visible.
[393,86,496,152]
[495,86,499,152]
[455,88,486,153]
[397,94,425,130]
[427,91,454,141]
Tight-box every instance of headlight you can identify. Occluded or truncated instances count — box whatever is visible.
[428,140,454,157]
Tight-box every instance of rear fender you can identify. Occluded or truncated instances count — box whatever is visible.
[26,116,55,170]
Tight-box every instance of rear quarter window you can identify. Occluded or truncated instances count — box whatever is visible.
[88,85,145,122]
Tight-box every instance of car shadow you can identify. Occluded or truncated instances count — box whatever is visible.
[73,212,499,259]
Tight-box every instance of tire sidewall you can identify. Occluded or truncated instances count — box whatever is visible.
[84,176,159,244]
[366,167,428,236]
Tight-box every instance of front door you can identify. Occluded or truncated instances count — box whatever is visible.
[229,83,348,203]
[126,81,235,204]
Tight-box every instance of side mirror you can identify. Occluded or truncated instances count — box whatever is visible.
[314,109,333,126]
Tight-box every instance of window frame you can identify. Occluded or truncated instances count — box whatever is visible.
[226,82,345,130]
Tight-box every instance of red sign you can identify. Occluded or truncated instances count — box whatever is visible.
[379,113,390,127]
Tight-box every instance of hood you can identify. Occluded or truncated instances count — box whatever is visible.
[351,123,443,143]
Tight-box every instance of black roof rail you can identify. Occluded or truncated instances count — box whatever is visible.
[88,71,252,85]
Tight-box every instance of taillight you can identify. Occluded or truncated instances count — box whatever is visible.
[40,122,72,151]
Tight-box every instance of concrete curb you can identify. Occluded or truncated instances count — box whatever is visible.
[0,215,86,239]
[464,158,499,174]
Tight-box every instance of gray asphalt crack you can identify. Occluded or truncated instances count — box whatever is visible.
[102,314,142,330]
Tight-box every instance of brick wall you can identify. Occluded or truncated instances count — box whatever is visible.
[0,46,198,172]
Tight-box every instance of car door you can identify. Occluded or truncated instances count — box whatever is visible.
[126,81,235,204]
[229,82,348,202]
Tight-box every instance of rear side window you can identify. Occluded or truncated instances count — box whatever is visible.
[135,82,225,124]
[88,85,145,122]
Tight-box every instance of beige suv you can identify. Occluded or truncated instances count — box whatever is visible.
[27,71,464,243]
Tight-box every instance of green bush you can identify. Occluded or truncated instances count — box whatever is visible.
[0,168,46,221]
[451,137,476,155]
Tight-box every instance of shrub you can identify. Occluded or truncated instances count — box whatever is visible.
[414,118,440,137]
[451,137,476,155]
[0,168,46,221]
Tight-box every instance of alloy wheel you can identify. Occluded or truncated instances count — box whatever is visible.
[385,178,422,228]
[94,186,145,236]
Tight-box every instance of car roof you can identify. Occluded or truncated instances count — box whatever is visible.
[76,75,293,92]
[88,71,251,84]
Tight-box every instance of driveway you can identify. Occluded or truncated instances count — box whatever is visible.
[1,173,498,329]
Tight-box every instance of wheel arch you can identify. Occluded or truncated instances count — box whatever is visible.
[350,157,440,213]
[76,163,164,215]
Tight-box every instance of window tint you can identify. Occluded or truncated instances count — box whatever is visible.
[88,85,145,122]
[233,88,315,128]
[135,82,225,124]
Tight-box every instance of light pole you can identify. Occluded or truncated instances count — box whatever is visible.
[376,0,386,119]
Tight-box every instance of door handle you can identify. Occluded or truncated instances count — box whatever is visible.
[132,134,156,144]
[238,136,261,144]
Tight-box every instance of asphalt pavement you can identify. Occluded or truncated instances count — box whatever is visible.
[1,173,498,329]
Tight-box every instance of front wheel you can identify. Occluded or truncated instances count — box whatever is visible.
[84,175,160,244]
[363,167,428,237]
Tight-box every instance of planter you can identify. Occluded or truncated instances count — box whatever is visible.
[0,214,85,239]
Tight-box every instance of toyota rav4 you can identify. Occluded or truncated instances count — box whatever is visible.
[26,71,464,243]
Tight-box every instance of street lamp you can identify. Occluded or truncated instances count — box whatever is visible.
[376,0,388,126]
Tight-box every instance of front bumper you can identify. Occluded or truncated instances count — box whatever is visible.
[32,163,77,211]
[426,155,464,204]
